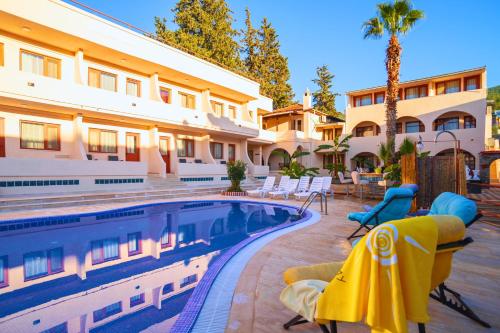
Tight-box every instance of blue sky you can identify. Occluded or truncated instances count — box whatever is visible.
[66,0,499,111]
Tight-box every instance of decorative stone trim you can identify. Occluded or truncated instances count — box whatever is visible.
[221,191,247,196]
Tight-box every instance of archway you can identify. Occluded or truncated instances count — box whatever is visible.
[351,152,379,172]
[479,151,500,183]
[296,145,304,165]
[352,121,381,137]
[396,116,425,134]
[432,111,476,131]
[268,148,291,171]
[436,148,476,170]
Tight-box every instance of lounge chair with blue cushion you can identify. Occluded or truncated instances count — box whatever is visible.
[362,183,418,212]
[347,187,414,240]
[415,191,482,227]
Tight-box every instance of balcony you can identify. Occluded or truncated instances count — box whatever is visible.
[0,69,259,137]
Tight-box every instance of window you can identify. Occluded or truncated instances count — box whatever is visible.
[93,301,122,322]
[0,256,8,288]
[40,322,68,333]
[20,121,60,150]
[180,274,198,288]
[88,68,116,91]
[464,116,476,129]
[210,142,223,159]
[436,79,460,95]
[0,43,4,67]
[353,94,372,107]
[162,282,174,294]
[24,248,63,280]
[20,50,60,79]
[323,155,334,169]
[130,293,145,307]
[177,139,195,157]
[211,101,223,116]
[228,106,237,119]
[91,238,120,265]
[179,92,195,109]
[228,144,236,162]
[404,85,427,99]
[434,117,459,131]
[323,129,333,141]
[291,119,302,131]
[126,78,141,97]
[405,121,423,133]
[355,125,376,137]
[374,92,385,104]
[161,215,172,248]
[127,232,142,256]
[335,128,343,138]
[88,129,117,153]
[160,88,171,103]
[178,224,196,244]
[464,76,480,91]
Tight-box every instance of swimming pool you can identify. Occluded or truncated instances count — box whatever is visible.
[0,200,309,333]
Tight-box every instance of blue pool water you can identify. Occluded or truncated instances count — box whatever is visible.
[0,201,300,333]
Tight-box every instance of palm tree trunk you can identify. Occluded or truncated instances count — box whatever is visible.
[385,34,401,161]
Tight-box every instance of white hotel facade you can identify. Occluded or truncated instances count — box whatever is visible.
[0,0,278,194]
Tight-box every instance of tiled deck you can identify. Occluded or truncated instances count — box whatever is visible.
[225,196,500,333]
[0,194,498,333]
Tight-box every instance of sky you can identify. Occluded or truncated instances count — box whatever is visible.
[64,0,499,111]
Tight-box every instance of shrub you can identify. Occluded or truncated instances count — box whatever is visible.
[226,160,246,192]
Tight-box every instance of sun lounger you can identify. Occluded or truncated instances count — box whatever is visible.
[269,179,299,199]
[247,176,275,198]
[294,177,324,200]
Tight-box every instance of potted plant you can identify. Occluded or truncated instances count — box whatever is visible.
[223,160,247,196]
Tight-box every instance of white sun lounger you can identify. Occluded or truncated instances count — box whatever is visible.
[322,176,333,197]
[268,176,290,195]
[296,176,310,193]
[294,177,324,200]
[269,179,299,200]
[247,176,275,198]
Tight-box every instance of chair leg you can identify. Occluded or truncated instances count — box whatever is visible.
[330,321,338,333]
[347,224,371,240]
[319,324,331,333]
[283,315,309,330]
[418,323,426,333]
[430,283,491,328]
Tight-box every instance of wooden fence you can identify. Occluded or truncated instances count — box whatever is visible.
[401,152,467,209]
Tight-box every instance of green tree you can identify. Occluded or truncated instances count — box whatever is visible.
[312,65,340,116]
[255,18,294,109]
[363,0,424,161]
[241,8,259,77]
[155,0,242,70]
[315,134,352,178]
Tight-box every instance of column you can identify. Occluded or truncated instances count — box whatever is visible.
[74,49,85,85]
[149,73,162,101]
[72,114,87,160]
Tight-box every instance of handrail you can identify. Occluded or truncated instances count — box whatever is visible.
[297,191,328,216]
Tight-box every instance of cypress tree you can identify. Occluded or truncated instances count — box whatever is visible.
[154,0,242,70]
[312,65,341,116]
[241,8,258,77]
[256,18,294,109]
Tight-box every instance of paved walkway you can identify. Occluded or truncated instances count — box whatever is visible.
[225,196,500,333]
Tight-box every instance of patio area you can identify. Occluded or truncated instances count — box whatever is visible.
[225,195,499,333]
[0,194,498,333]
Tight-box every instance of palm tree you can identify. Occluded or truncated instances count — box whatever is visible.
[315,134,352,178]
[363,0,424,161]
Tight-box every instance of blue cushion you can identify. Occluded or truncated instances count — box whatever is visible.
[347,212,367,222]
[400,183,419,194]
[353,188,414,225]
[428,192,477,226]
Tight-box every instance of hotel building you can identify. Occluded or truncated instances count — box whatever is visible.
[0,0,275,195]
[345,67,488,171]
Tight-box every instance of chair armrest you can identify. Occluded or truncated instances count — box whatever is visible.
[283,262,343,285]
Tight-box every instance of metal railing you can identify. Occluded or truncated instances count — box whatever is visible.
[297,191,328,216]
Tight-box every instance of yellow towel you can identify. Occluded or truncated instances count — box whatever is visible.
[315,216,438,333]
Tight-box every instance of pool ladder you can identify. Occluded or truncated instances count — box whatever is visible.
[297,191,328,216]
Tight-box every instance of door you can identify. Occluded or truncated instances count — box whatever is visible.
[228,144,236,162]
[159,136,171,173]
[125,133,140,161]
